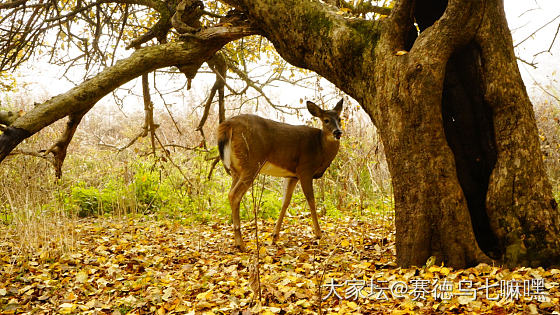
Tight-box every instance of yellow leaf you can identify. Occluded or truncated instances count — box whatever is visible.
[336,8,352,15]
[425,255,436,268]
[231,287,245,296]
[175,304,188,312]
[337,7,352,14]
[347,301,358,309]
[358,261,371,269]
[196,289,213,301]
[76,271,88,283]
[340,239,350,247]
[39,250,49,261]
[457,295,472,305]
[302,263,313,270]
[428,265,440,273]
[63,291,77,302]
[395,50,408,56]
[59,303,76,314]
[295,299,311,308]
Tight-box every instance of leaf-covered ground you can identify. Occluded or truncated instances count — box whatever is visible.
[1,216,559,314]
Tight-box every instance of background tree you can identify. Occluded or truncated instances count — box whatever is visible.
[0,0,559,268]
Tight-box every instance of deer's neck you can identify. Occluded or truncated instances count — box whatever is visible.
[320,131,340,161]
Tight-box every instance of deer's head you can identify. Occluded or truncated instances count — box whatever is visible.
[307,99,343,141]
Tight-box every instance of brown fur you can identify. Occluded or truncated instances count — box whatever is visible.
[218,114,339,178]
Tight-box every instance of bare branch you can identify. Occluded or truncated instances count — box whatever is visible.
[534,22,560,58]
[197,52,227,134]
[142,73,158,155]
[514,14,560,48]
[44,110,88,178]
[516,56,537,69]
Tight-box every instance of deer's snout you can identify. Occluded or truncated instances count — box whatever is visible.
[333,130,342,140]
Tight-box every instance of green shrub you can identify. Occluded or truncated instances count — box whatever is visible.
[70,184,118,217]
[132,162,164,213]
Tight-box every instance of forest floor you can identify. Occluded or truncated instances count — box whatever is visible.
[1,216,559,314]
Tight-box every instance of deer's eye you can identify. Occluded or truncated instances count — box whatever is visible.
[324,119,330,123]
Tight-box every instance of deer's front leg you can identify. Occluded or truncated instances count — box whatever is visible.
[272,177,299,243]
[299,176,322,239]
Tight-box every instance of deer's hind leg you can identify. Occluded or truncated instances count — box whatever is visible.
[228,167,259,251]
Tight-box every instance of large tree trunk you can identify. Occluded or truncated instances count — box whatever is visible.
[370,0,559,267]
[369,0,495,267]
[225,0,560,267]
[476,1,560,266]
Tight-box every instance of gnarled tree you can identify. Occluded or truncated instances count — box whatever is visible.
[0,0,558,268]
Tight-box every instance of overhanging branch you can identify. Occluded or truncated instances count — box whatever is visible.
[0,23,258,163]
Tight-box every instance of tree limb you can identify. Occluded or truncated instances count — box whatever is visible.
[0,0,27,10]
[0,111,21,126]
[197,52,227,131]
[44,110,89,178]
[0,23,258,163]
[142,73,158,155]
[221,0,380,96]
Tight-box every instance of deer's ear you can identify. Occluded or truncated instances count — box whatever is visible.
[333,98,343,115]
[306,101,323,117]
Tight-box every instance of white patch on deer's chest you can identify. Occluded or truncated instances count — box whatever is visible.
[260,162,296,177]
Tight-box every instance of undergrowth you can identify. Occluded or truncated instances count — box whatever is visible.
[0,97,558,259]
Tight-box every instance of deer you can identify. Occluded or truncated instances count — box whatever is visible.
[217,99,343,250]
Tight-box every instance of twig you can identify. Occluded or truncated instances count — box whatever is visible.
[141,73,157,155]
[521,63,560,104]
[152,72,183,135]
[516,56,537,69]
[249,174,266,306]
[154,133,194,188]
[207,156,220,180]
[534,22,560,58]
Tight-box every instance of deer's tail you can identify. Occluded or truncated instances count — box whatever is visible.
[217,122,232,174]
